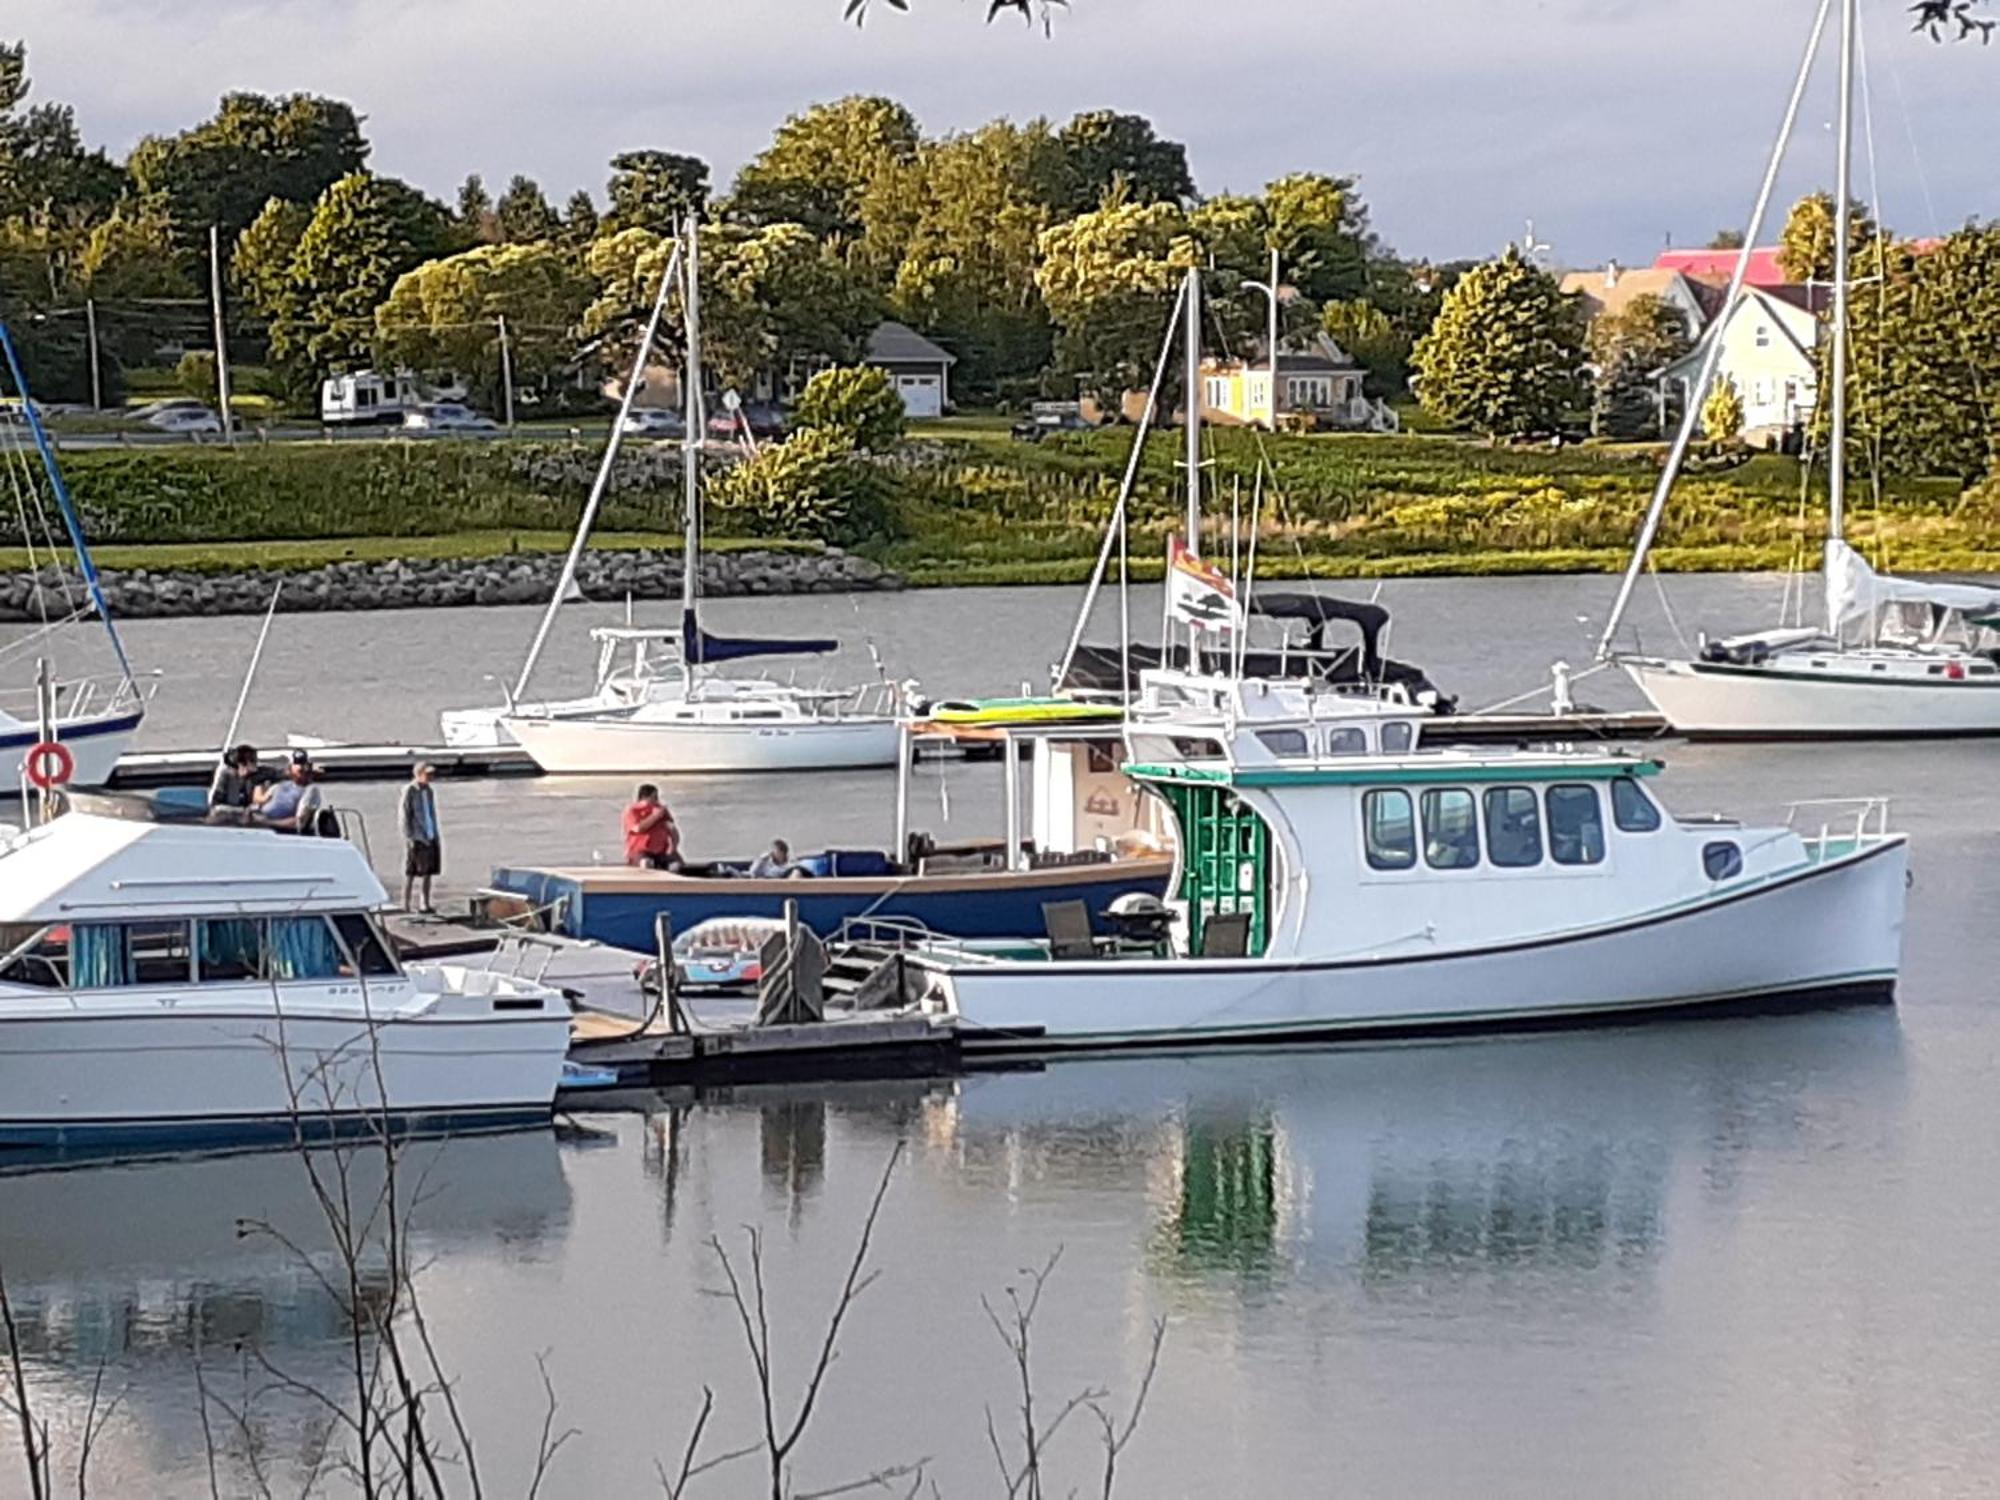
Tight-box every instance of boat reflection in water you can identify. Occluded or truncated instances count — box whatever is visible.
[0,1132,571,1493]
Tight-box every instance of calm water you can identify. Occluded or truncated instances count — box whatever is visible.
[5,576,2000,1497]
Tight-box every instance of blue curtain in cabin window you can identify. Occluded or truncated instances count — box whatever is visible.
[198,919,263,982]
[269,917,344,981]
[71,925,129,988]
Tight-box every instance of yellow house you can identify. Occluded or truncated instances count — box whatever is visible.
[1198,333,1376,429]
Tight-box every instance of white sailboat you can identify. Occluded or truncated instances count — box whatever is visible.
[0,323,155,788]
[448,220,903,773]
[1602,0,2000,737]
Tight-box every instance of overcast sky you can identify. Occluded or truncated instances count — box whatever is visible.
[11,0,1994,266]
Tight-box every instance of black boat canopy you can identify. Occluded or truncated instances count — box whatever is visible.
[681,610,837,665]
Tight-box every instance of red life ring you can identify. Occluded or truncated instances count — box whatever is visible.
[24,740,74,790]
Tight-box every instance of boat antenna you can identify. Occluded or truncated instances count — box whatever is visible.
[1593,0,1833,661]
[1051,276,1189,692]
[0,321,135,687]
[219,579,283,754]
[510,234,683,703]
[1824,0,1857,637]
[681,215,706,663]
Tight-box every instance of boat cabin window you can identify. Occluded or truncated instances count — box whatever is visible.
[1381,722,1415,753]
[0,924,69,989]
[1483,787,1543,867]
[199,919,264,983]
[1611,777,1662,833]
[269,916,347,981]
[1546,785,1606,866]
[1128,733,1227,764]
[332,913,400,977]
[1325,727,1367,756]
[1255,728,1310,757]
[1363,789,1417,870]
[1703,841,1743,880]
[1421,788,1480,870]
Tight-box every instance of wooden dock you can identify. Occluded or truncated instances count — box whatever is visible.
[564,1010,959,1089]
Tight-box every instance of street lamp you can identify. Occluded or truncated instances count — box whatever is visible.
[1239,246,1280,432]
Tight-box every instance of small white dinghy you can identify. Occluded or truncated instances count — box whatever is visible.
[0,796,571,1148]
[882,666,1910,1052]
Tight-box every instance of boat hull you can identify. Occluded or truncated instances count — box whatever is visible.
[490,856,1174,953]
[1624,657,2000,737]
[0,998,570,1147]
[0,709,143,792]
[502,713,903,773]
[940,839,1908,1051]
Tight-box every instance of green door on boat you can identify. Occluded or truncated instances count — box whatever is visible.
[1155,782,1273,957]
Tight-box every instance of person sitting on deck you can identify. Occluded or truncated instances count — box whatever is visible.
[623,784,682,871]
[747,839,803,879]
[253,750,324,834]
[207,743,269,817]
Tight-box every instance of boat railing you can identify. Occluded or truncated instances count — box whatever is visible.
[835,913,944,949]
[0,670,159,724]
[323,806,375,867]
[1784,797,1893,854]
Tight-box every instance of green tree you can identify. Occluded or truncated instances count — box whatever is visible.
[793,364,906,450]
[230,196,311,320]
[73,206,192,299]
[606,151,709,234]
[1708,228,1745,250]
[563,189,599,243]
[455,173,496,241]
[1409,246,1587,437]
[377,240,593,411]
[271,172,453,380]
[707,425,891,545]
[128,91,368,255]
[1321,298,1411,398]
[1839,223,2000,479]
[1034,196,1196,397]
[495,174,561,242]
[175,349,217,401]
[1701,373,1745,444]
[1776,191,1879,284]
[1587,292,1690,438]
[729,97,919,239]
[1262,172,1371,306]
[1055,110,1193,212]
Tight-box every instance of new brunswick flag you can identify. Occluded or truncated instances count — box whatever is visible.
[1167,535,1244,633]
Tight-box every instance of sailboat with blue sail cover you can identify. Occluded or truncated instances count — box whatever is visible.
[0,323,154,790]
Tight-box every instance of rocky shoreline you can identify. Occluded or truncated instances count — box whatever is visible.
[0,547,902,621]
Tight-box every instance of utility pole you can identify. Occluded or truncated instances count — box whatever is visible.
[84,298,102,412]
[1266,246,1279,432]
[496,314,517,432]
[208,224,235,445]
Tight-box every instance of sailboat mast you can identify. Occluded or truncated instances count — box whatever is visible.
[1827,0,1856,557]
[682,218,705,652]
[1183,267,1202,553]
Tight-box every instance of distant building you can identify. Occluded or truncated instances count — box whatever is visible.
[1659,285,1822,444]
[1199,333,1389,430]
[863,321,956,418]
[1557,263,1713,339]
[1653,245,1792,289]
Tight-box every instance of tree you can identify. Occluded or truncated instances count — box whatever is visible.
[1056,111,1193,212]
[1262,172,1371,306]
[729,97,919,239]
[495,174,561,242]
[0,42,127,224]
[1708,228,1745,250]
[707,425,891,545]
[73,206,192,299]
[1838,222,2000,479]
[128,91,368,255]
[1701,373,1745,444]
[793,365,906,450]
[1409,245,1588,437]
[231,196,311,320]
[1034,196,1196,397]
[1587,292,1690,438]
[563,189,599,243]
[1777,191,1879,284]
[271,172,454,380]
[377,240,593,411]
[606,151,709,233]
[1322,298,1411,398]
[455,173,496,241]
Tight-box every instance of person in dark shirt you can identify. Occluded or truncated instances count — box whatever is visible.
[207,744,267,819]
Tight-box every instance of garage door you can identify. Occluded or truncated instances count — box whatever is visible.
[895,374,942,418]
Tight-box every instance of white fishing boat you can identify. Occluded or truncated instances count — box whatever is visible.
[0,322,155,788]
[878,666,1907,1051]
[1600,0,2000,737]
[0,797,571,1147]
[444,222,902,771]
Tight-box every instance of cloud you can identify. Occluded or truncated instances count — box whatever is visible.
[11,0,1993,264]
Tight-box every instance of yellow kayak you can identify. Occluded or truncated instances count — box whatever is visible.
[927,697,1123,726]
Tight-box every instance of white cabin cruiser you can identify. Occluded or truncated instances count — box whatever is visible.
[883,667,1908,1051]
[0,798,571,1147]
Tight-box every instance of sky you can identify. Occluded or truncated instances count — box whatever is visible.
[10,0,1995,267]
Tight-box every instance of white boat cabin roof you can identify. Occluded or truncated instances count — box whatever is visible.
[0,805,388,925]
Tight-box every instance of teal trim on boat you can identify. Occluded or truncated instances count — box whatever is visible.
[1124,758,1664,789]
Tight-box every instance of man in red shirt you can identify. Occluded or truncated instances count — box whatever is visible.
[622,783,682,870]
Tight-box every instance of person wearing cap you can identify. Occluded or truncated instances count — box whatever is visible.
[253,750,324,834]
[399,762,443,914]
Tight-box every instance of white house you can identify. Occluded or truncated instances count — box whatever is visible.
[1558,263,1713,341]
[863,322,956,418]
[1660,285,1821,445]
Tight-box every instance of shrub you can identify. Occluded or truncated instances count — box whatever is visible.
[175,350,218,402]
[792,365,906,453]
[707,428,893,545]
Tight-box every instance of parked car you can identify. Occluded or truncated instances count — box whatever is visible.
[707,402,787,441]
[619,408,686,438]
[1010,403,1097,443]
[401,402,500,434]
[146,406,222,434]
[129,398,212,423]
